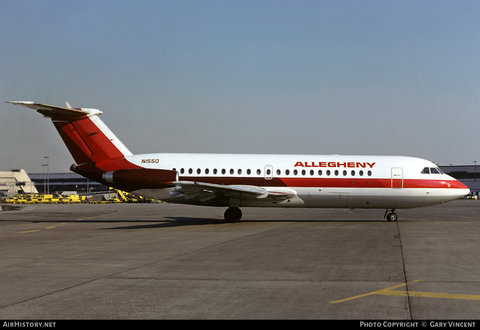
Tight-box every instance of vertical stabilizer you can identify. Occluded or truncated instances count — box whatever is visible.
[6,101,133,166]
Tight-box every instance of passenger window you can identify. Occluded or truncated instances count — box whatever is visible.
[257,169,261,175]
[368,171,372,176]
[286,169,290,175]
[326,170,331,176]
[188,168,193,174]
[247,169,251,175]
[205,168,209,175]
[221,169,226,175]
[276,169,281,176]
[293,169,298,175]
[230,169,234,175]
[310,170,314,176]
[334,170,339,176]
[180,168,185,174]
[343,170,347,176]
[197,168,201,174]
[238,169,242,175]
[359,170,363,176]
[213,169,218,175]
[351,170,355,176]
[318,170,322,176]
[301,170,306,176]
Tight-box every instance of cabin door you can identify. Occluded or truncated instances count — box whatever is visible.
[391,168,403,188]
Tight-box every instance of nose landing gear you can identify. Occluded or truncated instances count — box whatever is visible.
[384,209,398,222]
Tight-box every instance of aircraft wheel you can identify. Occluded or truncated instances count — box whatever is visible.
[386,213,398,222]
[224,207,242,223]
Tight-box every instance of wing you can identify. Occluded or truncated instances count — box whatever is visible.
[169,181,295,205]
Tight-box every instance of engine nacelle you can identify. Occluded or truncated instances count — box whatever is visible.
[102,168,178,189]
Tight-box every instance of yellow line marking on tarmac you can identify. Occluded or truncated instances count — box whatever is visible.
[330,280,422,304]
[18,229,41,234]
[17,211,118,234]
[330,280,480,303]
[18,225,64,234]
[378,289,480,300]
[76,211,119,221]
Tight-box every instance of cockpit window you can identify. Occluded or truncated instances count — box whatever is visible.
[431,167,444,174]
[421,167,444,174]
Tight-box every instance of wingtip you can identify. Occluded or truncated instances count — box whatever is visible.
[6,101,35,105]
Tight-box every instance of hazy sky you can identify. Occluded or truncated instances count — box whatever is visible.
[1,0,479,173]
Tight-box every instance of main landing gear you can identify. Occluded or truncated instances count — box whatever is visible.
[224,207,242,223]
[384,209,398,222]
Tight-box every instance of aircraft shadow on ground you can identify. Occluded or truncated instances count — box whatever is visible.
[0,216,389,229]
[104,217,386,229]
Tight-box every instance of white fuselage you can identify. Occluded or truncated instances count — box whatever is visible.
[7,101,469,220]
[126,153,469,209]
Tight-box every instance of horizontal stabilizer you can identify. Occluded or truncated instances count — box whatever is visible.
[6,101,102,118]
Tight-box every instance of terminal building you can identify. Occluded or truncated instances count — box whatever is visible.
[0,170,106,198]
[28,172,108,195]
[0,169,38,198]
[1,165,479,198]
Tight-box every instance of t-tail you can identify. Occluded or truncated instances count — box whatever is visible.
[6,101,176,191]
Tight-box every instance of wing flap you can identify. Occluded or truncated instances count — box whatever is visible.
[170,181,295,201]
[172,181,268,197]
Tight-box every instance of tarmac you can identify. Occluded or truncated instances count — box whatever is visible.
[0,200,479,320]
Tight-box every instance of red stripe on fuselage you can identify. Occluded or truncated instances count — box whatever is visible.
[281,177,467,189]
[177,176,466,190]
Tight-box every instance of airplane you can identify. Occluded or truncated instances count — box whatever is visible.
[6,101,470,222]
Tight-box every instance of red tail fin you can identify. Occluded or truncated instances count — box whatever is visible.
[7,101,133,167]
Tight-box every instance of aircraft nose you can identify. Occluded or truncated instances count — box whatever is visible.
[454,180,470,197]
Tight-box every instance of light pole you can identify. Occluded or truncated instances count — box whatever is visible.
[44,156,49,194]
[42,163,47,194]
[474,161,477,182]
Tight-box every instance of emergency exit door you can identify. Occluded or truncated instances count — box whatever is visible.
[264,165,273,180]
